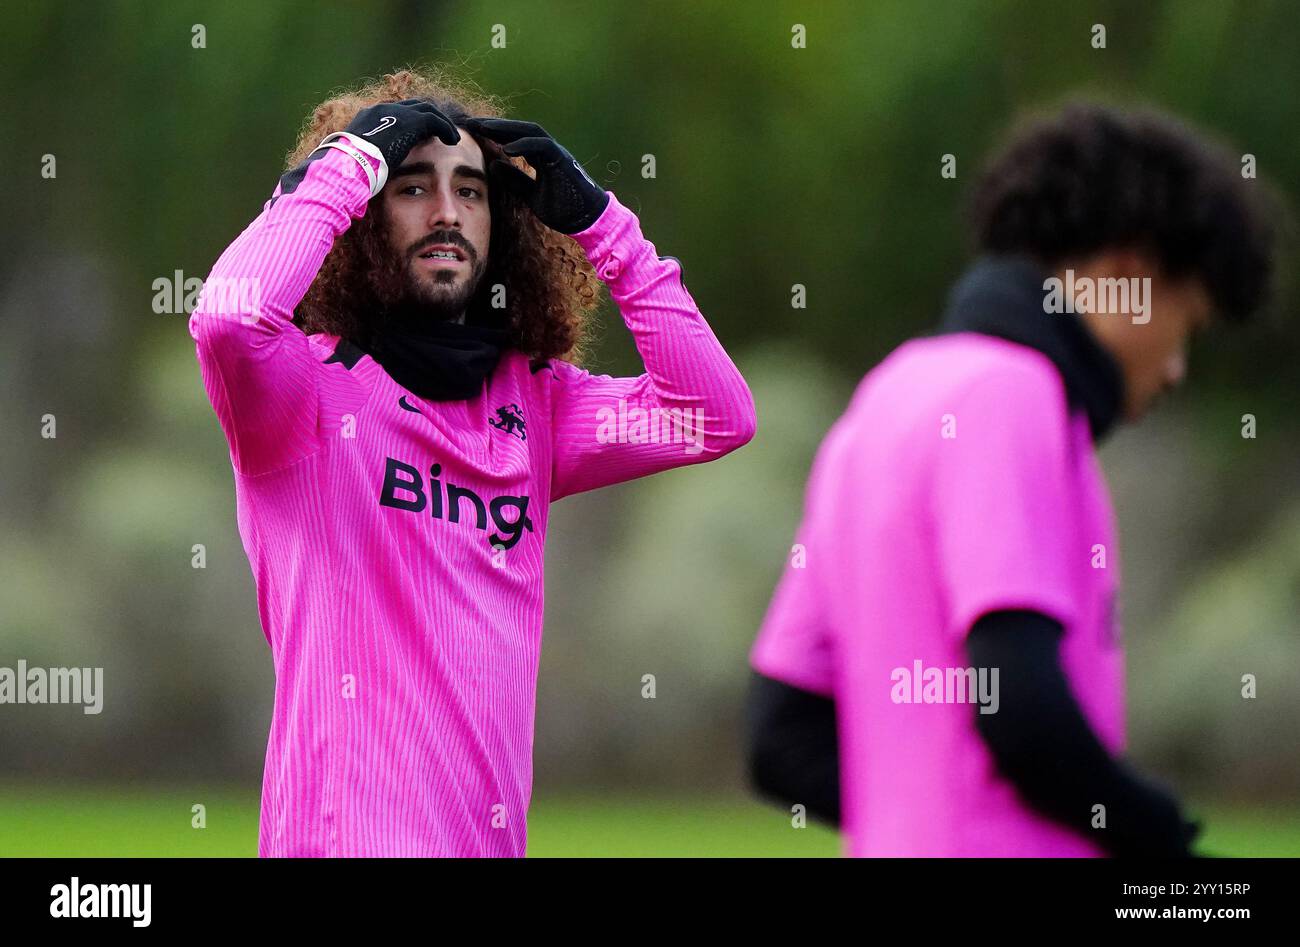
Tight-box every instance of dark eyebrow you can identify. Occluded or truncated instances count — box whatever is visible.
[453,164,488,184]
[389,161,488,184]
[389,161,436,180]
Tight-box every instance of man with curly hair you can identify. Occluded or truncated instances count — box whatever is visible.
[189,70,755,857]
[746,102,1278,857]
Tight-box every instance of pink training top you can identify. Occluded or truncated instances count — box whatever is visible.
[189,147,755,857]
[751,334,1124,857]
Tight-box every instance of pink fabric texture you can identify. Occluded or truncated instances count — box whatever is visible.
[751,334,1123,857]
[190,148,755,856]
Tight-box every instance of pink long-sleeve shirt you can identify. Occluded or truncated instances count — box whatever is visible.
[189,146,755,857]
[751,335,1122,856]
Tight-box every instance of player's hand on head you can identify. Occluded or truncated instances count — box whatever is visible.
[342,99,460,168]
[301,99,461,199]
[464,117,609,234]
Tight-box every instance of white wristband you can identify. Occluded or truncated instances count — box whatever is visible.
[316,132,388,197]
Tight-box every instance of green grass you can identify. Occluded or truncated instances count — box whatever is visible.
[0,784,1295,857]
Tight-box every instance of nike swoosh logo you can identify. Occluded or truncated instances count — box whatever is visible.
[398,395,423,414]
[573,158,596,187]
[362,115,397,137]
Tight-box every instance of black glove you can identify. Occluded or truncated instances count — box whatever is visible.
[464,118,609,234]
[1106,764,1200,858]
[279,99,460,200]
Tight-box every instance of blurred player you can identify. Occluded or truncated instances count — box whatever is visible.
[746,102,1277,856]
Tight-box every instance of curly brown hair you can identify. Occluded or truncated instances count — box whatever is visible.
[969,100,1279,321]
[288,68,600,362]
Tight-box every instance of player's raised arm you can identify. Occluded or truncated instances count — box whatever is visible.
[188,100,460,475]
[465,118,757,501]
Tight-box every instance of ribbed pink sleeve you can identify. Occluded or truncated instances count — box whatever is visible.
[549,193,757,500]
[188,149,376,475]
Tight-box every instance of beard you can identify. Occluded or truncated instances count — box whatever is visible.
[400,249,488,322]
[363,224,489,327]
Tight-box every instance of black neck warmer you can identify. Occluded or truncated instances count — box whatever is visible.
[938,256,1126,442]
[364,302,512,402]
